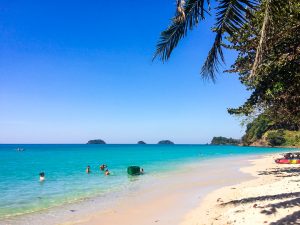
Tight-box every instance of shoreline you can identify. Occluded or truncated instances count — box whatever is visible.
[3,154,258,225]
[248,144,300,148]
[62,155,257,225]
[2,149,298,225]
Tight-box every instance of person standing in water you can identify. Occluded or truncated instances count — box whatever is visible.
[100,164,107,171]
[140,168,144,174]
[105,169,110,176]
[86,165,91,174]
[39,172,45,181]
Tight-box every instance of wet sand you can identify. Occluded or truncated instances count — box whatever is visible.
[60,156,255,225]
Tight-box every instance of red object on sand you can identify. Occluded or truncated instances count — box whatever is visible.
[275,158,300,164]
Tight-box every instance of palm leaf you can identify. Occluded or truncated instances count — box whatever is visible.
[201,0,257,80]
[153,0,209,61]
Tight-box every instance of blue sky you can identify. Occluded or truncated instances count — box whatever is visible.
[0,0,249,144]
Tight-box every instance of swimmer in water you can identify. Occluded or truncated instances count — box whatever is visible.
[105,169,110,176]
[100,164,107,171]
[39,172,45,181]
[86,165,91,174]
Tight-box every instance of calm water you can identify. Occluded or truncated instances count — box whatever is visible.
[0,144,292,219]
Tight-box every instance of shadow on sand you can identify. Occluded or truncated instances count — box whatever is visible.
[257,167,300,178]
[220,192,300,206]
[270,210,300,225]
[261,197,300,215]
[220,166,300,224]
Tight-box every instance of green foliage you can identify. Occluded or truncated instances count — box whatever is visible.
[241,114,271,145]
[227,0,300,134]
[280,130,300,147]
[243,122,300,147]
[211,136,241,145]
[266,130,286,146]
[156,0,300,146]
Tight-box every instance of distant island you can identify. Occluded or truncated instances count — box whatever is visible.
[87,139,106,144]
[158,140,174,145]
[137,141,146,144]
[211,137,241,145]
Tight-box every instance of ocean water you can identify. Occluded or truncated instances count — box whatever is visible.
[0,144,292,220]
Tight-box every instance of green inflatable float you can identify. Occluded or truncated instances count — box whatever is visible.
[127,166,141,175]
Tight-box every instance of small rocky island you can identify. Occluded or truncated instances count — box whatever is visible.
[137,141,146,144]
[210,136,241,145]
[87,139,106,144]
[157,140,174,145]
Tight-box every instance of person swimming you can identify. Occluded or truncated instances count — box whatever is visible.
[105,169,110,176]
[100,164,107,171]
[86,165,91,173]
[39,172,45,181]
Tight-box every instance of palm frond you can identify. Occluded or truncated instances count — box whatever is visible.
[153,0,209,62]
[201,0,257,80]
[200,32,223,81]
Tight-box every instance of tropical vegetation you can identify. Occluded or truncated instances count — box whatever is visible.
[227,0,300,146]
[155,0,300,146]
[211,136,241,145]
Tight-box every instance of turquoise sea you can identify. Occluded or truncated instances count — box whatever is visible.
[0,144,293,220]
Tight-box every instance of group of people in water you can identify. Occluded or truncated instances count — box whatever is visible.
[39,164,111,182]
[40,164,144,181]
[86,164,110,175]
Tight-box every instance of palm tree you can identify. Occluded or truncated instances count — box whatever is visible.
[154,0,283,81]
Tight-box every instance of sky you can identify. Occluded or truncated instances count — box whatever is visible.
[0,0,250,144]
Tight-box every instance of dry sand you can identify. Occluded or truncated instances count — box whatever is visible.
[181,153,300,225]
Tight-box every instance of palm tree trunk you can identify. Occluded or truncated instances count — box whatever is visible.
[249,0,271,79]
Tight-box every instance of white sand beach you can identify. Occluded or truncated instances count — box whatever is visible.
[181,153,300,225]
